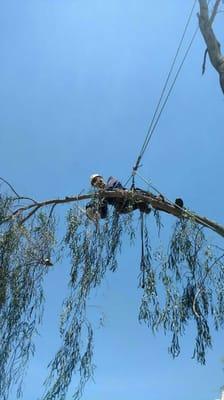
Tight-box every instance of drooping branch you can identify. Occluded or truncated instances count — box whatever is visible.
[4,189,224,238]
[1,186,224,399]
[198,0,224,93]
[0,202,57,400]
[193,252,224,318]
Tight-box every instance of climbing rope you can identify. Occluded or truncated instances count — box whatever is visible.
[140,212,146,289]
[125,0,198,187]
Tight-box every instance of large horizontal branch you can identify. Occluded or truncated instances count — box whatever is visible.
[4,189,224,238]
[198,0,224,93]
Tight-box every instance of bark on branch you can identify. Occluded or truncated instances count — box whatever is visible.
[198,0,224,93]
[4,189,224,238]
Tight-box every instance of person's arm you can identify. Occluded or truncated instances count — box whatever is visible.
[106,176,124,189]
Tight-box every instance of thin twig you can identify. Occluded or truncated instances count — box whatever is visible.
[13,196,38,204]
[0,177,20,197]
[202,48,208,74]
[20,205,41,225]
[48,204,56,221]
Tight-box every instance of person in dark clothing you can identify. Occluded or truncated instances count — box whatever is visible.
[86,174,151,221]
[90,174,123,191]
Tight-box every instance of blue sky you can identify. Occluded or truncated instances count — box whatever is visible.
[0,1,224,399]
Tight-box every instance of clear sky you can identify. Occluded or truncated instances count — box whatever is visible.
[0,1,224,399]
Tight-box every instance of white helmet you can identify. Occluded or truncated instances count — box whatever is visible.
[90,174,103,185]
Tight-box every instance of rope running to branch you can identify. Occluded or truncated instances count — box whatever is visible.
[138,26,198,162]
[127,0,198,185]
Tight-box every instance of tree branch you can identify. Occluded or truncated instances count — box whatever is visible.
[3,189,224,238]
[0,176,20,197]
[198,0,224,93]
[20,205,41,224]
[210,0,221,25]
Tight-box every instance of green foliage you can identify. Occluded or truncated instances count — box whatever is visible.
[139,218,224,364]
[0,196,56,399]
[42,208,123,400]
[1,194,224,400]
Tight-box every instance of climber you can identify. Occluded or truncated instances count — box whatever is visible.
[86,174,151,221]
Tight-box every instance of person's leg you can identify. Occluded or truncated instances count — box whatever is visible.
[99,201,108,218]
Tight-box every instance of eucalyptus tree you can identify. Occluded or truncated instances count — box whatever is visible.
[1,177,224,400]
